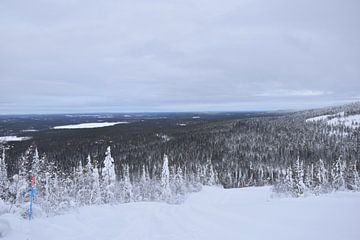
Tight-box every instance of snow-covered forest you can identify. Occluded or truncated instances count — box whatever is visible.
[1,103,360,217]
[0,146,203,217]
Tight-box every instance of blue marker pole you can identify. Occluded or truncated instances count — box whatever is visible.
[29,176,36,221]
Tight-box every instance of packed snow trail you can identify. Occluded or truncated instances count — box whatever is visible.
[2,186,360,240]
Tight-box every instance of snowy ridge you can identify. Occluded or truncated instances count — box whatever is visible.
[1,186,360,240]
[306,112,360,128]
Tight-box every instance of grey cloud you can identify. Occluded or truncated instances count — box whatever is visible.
[0,0,359,114]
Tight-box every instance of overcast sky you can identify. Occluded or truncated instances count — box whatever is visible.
[1,0,359,114]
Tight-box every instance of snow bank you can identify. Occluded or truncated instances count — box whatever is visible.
[53,122,129,129]
[0,136,32,143]
[306,112,360,128]
[2,186,360,240]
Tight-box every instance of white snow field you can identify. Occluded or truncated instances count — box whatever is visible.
[306,112,360,128]
[0,136,32,143]
[53,122,129,129]
[1,186,360,240]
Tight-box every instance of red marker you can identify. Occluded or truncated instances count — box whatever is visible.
[31,176,35,186]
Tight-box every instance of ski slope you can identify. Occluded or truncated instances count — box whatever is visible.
[1,186,360,240]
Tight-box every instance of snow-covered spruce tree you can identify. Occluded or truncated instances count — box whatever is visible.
[38,157,62,217]
[101,146,116,203]
[31,149,58,216]
[205,160,216,185]
[45,155,66,215]
[57,173,76,213]
[345,160,360,191]
[272,167,294,196]
[160,154,172,202]
[91,159,102,204]
[292,157,305,197]
[12,147,34,208]
[222,170,233,188]
[33,152,47,200]
[147,164,161,201]
[82,155,94,205]
[0,147,10,200]
[313,159,329,194]
[31,148,40,177]
[331,157,345,191]
[171,166,186,203]
[31,150,50,215]
[303,164,314,189]
[75,159,86,206]
[185,164,201,191]
[122,164,133,203]
[136,165,150,201]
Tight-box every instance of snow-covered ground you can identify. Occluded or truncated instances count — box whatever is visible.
[1,186,360,240]
[0,136,32,143]
[306,112,360,128]
[53,122,129,129]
